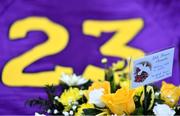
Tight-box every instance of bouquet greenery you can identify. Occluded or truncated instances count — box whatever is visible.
[27,59,180,116]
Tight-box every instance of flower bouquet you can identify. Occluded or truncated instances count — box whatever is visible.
[27,59,180,116]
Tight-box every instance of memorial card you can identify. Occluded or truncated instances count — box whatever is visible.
[131,48,175,88]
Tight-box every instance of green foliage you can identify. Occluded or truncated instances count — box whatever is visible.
[105,68,116,93]
[77,95,88,105]
[26,85,64,115]
[83,108,103,115]
[132,107,143,115]
[26,97,48,112]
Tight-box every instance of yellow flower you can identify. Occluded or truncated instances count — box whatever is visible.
[160,81,180,107]
[102,87,135,115]
[75,103,94,116]
[58,88,83,106]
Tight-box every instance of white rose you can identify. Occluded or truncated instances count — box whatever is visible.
[88,88,105,108]
[153,104,175,116]
[60,73,88,86]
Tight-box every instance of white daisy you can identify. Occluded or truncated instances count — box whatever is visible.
[60,73,88,86]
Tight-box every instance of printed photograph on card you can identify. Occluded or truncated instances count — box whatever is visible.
[131,48,175,88]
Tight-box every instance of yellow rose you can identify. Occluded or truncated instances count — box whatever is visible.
[102,87,135,115]
[161,81,180,107]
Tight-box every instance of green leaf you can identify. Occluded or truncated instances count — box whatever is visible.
[83,108,103,115]
[79,80,93,90]
[105,68,116,93]
[132,107,143,115]
[77,95,88,104]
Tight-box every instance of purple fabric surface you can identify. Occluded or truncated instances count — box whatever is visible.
[0,0,179,114]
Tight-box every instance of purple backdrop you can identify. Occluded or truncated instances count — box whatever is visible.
[0,0,179,114]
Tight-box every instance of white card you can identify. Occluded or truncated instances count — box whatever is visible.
[131,48,175,88]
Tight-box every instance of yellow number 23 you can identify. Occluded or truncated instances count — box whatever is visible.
[2,17,144,87]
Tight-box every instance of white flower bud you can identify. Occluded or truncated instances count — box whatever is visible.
[69,110,73,115]
[54,96,59,100]
[72,105,77,110]
[47,109,51,113]
[53,109,58,114]
[101,58,107,64]
[63,111,69,116]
